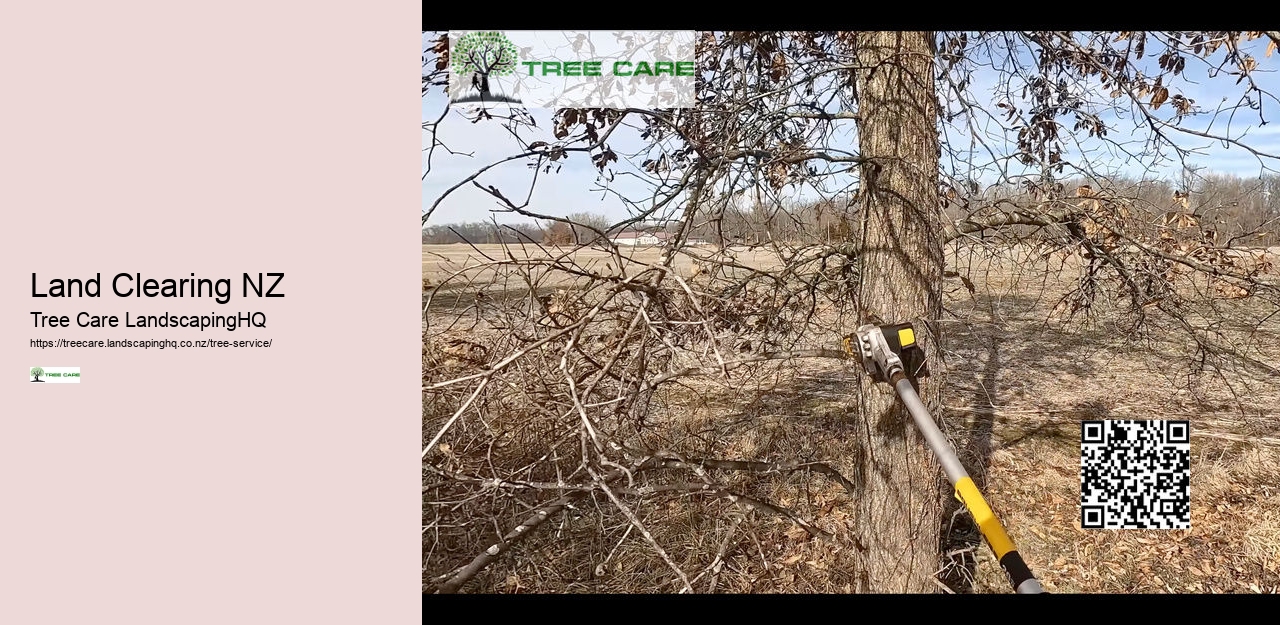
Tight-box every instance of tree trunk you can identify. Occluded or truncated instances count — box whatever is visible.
[849,31,945,593]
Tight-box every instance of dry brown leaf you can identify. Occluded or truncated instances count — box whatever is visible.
[771,52,786,78]
[1151,87,1170,110]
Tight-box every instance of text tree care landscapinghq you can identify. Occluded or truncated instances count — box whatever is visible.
[30,272,283,331]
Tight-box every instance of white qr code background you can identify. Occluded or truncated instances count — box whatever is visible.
[1080,420,1190,529]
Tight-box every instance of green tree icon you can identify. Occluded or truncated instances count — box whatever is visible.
[30,366,45,382]
[451,31,518,99]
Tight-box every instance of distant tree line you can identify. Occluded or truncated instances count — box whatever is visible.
[692,172,1280,247]
[947,172,1280,247]
[423,212,639,246]
[423,172,1280,247]
[421,222,544,244]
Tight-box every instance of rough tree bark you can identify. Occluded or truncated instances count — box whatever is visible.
[849,30,946,593]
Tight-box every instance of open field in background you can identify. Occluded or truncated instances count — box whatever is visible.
[423,243,781,288]
[424,242,1280,289]
[424,243,1280,593]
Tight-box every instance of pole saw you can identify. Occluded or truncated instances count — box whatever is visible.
[844,322,1045,595]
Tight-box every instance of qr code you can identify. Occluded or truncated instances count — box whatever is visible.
[1080,420,1190,529]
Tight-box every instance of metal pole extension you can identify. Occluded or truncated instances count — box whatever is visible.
[891,374,1044,594]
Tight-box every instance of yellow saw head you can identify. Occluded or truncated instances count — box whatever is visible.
[844,322,930,383]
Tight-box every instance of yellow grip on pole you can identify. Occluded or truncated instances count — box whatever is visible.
[954,476,1017,559]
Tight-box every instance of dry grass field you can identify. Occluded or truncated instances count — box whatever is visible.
[424,242,1280,594]
[423,243,772,292]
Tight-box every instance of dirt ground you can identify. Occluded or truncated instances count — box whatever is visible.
[424,243,1280,594]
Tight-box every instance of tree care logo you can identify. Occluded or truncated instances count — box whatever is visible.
[30,366,80,383]
[446,31,695,109]
[451,31,522,105]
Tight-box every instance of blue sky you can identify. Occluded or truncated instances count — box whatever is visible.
[423,32,1280,227]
